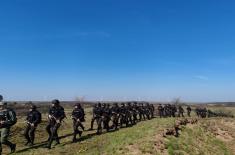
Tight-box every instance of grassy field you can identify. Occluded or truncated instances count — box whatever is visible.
[1,105,235,155]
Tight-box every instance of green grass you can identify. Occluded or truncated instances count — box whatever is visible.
[1,107,234,155]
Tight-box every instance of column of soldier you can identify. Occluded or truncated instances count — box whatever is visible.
[157,104,193,118]
[2,94,230,154]
[0,95,157,154]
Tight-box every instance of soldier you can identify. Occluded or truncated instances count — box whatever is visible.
[144,103,151,120]
[126,102,134,126]
[186,106,192,117]
[0,101,17,154]
[71,103,85,142]
[89,103,103,134]
[46,99,66,149]
[139,103,146,120]
[102,103,111,132]
[132,102,139,123]
[158,104,164,118]
[171,104,177,117]
[178,106,184,117]
[24,104,42,146]
[119,103,128,127]
[150,104,155,118]
[110,103,120,130]
[137,103,143,121]
[163,104,168,117]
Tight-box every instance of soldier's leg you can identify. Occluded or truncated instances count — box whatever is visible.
[133,114,137,124]
[125,116,129,127]
[1,128,15,152]
[54,124,61,144]
[139,112,142,121]
[90,117,95,130]
[24,124,31,145]
[103,117,107,130]
[142,112,146,120]
[119,115,123,127]
[29,126,36,145]
[46,123,52,141]
[73,120,78,142]
[97,118,102,134]
[76,121,84,131]
[47,123,60,149]
[114,116,118,130]
[103,116,109,131]
[47,125,54,149]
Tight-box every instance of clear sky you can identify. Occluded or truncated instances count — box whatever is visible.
[0,0,235,102]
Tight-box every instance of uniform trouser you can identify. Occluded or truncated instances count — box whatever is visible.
[111,114,119,130]
[133,113,137,123]
[91,116,102,134]
[150,111,154,118]
[145,111,151,120]
[119,114,127,127]
[73,119,83,141]
[102,116,110,131]
[46,122,61,147]
[178,112,184,117]
[159,111,163,118]
[24,124,36,144]
[187,111,191,117]
[0,127,14,153]
[90,116,100,129]
[138,112,142,120]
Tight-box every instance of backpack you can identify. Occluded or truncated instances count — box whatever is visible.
[7,109,17,126]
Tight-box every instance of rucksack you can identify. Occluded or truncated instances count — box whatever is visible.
[7,108,17,126]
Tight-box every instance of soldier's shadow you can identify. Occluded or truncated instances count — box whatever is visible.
[16,142,48,153]
[16,132,97,153]
[61,133,97,145]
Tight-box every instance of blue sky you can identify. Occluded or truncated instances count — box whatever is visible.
[0,0,235,102]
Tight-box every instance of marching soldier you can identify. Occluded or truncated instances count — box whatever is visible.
[178,106,184,117]
[158,104,164,118]
[46,99,66,149]
[119,103,128,127]
[132,102,139,123]
[126,103,134,126]
[171,104,177,117]
[24,104,41,146]
[102,104,111,132]
[0,100,17,154]
[71,103,85,142]
[186,106,192,117]
[139,103,146,120]
[89,103,103,134]
[150,104,155,118]
[110,103,120,130]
